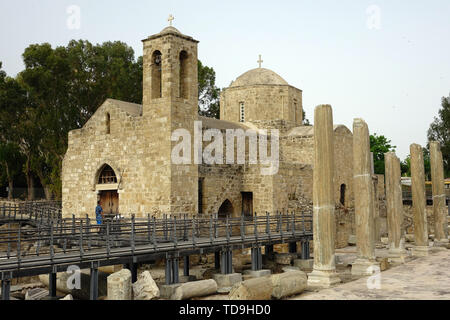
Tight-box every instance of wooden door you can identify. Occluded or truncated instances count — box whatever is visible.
[110,191,119,215]
[100,190,119,215]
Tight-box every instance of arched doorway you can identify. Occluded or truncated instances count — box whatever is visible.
[97,164,119,216]
[218,199,233,219]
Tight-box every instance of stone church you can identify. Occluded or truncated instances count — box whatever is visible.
[61,24,355,234]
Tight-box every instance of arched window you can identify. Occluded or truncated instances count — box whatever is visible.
[340,184,346,206]
[106,113,111,134]
[98,165,117,184]
[218,199,233,219]
[179,50,188,99]
[151,50,162,99]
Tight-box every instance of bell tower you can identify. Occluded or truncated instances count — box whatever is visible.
[141,20,199,215]
[142,23,199,121]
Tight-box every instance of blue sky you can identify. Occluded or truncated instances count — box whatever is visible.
[1,0,449,159]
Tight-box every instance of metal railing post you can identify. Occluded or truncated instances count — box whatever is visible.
[130,214,135,255]
[209,215,213,245]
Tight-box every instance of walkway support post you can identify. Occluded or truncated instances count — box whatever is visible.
[49,269,57,298]
[90,261,99,300]
[1,272,11,301]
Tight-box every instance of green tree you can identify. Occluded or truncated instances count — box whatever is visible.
[198,60,220,119]
[0,62,30,198]
[427,95,450,177]
[400,147,431,180]
[19,40,143,199]
[0,143,23,199]
[1,43,222,200]
[370,134,396,175]
[302,110,311,126]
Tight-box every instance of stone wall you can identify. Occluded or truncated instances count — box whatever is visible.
[63,29,201,219]
[62,99,149,218]
[403,205,435,235]
[280,125,354,208]
[220,85,302,126]
[62,29,355,224]
[199,164,243,216]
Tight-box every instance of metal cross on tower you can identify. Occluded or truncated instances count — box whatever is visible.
[168,14,174,26]
[257,54,263,68]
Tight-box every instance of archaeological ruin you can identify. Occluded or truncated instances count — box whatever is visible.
[0,22,449,302]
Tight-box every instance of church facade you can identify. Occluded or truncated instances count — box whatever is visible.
[61,25,355,243]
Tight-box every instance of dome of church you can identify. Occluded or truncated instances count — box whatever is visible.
[159,26,182,35]
[230,68,289,87]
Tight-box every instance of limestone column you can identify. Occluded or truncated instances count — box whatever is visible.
[410,143,430,256]
[370,152,381,244]
[351,119,380,276]
[307,105,341,288]
[372,175,381,244]
[430,141,449,246]
[384,152,408,263]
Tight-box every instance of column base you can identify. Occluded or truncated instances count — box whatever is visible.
[307,269,341,289]
[411,246,431,257]
[293,259,314,270]
[351,258,380,276]
[433,238,449,249]
[387,248,409,265]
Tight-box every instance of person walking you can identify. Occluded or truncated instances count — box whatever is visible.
[95,201,104,233]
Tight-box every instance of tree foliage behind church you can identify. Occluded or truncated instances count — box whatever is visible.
[198,60,220,119]
[369,133,396,175]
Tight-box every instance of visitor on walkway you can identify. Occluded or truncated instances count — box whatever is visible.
[95,201,104,233]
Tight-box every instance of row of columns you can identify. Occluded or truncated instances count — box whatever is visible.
[308,104,449,288]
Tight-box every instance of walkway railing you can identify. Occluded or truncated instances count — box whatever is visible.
[0,203,313,300]
[0,207,312,271]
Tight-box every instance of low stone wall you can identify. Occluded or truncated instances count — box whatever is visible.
[335,206,354,248]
